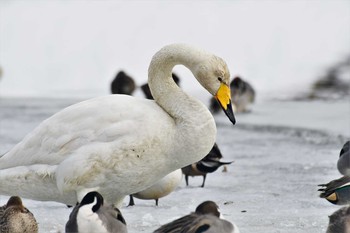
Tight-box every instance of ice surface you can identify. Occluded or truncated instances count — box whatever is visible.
[0,97,349,232]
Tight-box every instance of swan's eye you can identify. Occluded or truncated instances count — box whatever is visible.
[218,77,223,82]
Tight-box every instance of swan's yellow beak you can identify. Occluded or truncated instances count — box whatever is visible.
[215,83,236,125]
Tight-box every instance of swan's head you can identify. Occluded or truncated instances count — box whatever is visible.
[195,56,236,125]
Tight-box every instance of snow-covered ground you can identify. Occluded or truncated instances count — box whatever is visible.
[0,97,348,232]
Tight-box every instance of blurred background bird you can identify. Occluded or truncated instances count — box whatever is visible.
[110,70,136,95]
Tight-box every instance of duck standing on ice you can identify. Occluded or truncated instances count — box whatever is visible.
[0,44,235,207]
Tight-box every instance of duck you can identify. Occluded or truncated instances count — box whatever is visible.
[319,141,350,205]
[66,191,127,233]
[141,73,180,99]
[338,141,350,176]
[210,76,255,113]
[128,169,182,206]
[0,196,38,233]
[326,205,350,233]
[110,70,136,95]
[319,176,350,205]
[230,76,255,113]
[182,143,233,187]
[153,200,239,233]
[0,44,235,207]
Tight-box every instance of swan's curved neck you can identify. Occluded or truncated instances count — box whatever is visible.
[148,44,207,119]
[148,44,216,165]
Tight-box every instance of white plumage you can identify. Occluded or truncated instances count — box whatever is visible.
[130,169,182,205]
[0,44,235,206]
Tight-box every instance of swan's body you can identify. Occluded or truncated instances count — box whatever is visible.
[0,44,235,206]
[129,169,182,206]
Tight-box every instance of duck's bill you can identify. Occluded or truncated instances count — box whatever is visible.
[215,83,236,125]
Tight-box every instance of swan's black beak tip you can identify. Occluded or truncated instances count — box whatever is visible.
[223,101,236,125]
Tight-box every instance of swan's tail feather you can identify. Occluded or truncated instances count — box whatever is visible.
[0,165,76,205]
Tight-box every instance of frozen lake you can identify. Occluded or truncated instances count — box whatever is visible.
[0,97,349,232]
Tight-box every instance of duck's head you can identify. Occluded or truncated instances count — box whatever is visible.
[194,56,236,125]
[6,196,24,209]
[80,191,104,212]
[195,200,221,217]
[340,141,350,157]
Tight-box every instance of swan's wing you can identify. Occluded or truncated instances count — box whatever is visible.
[0,95,172,169]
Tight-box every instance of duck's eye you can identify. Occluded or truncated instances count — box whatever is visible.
[218,77,223,82]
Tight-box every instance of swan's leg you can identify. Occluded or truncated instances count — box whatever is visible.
[128,195,135,206]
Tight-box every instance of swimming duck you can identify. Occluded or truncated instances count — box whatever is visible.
[141,73,180,99]
[153,200,239,233]
[182,143,233,187]
[319,141,350,205]
[326,205,350,233]
[66,191,127,233]
[0,196,38,233]
[110,71,136,95]
[0,44,235,207]
[128,169,182,206]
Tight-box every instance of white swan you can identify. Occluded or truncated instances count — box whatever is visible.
[0,44,235,207]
